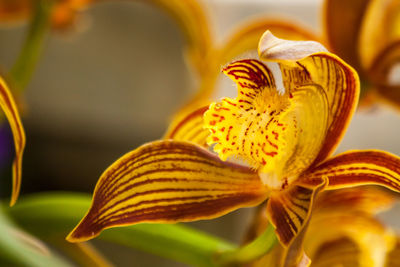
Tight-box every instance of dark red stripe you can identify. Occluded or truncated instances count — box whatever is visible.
[268,197,297,245]
[92,193,262,231]
[327,173,400,191]
[312,54,357,164]
[99,142,256,197]
[97,173,257,213]
[99,156,257,203]
[167,106,209,139]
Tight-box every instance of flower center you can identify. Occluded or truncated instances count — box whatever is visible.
[205,82,298,190]
[204,59,328,190]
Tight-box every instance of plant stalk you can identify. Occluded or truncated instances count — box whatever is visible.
[9,0,53,92]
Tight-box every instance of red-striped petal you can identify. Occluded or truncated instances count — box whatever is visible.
[0,77,26,206]
[67,140,267,242]
[313,186,395,215]
[305,150,400,193]
[266,177,326,266]
[258,31,360,165]
[323,0,370,70]
[163,105,210,147]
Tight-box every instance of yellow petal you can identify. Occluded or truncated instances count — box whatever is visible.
[246,187,395,267]
[358,0,400,71]
[323,0,370,70]
[376,84,400,111]
[67,140,267,242]
[368,39,400,84]
[305,150,400,193]
[266,177,326,266]
[246,210,311,267]
[308,189,397,267]
[146,0,212,75]
[369,38,400,80]
[367,39,400,108]
[259,31,360,164]
[307,213,396,267]
[310,238,362,267]
[0,77,26,206]
[385,238,400,267]
[163,105,210,147]
[267,178,326,246]
[314,187,395,215]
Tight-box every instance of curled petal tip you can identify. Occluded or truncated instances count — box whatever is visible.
[66,216,100,243]
[258,30,328,61]
[9,198,17,207]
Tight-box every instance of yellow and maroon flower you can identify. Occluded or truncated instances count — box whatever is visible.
[66,32,400,266]
[248,187,399,267]
[0,76,26,206]
[323,0,400,108]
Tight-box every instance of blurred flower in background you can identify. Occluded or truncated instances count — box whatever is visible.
[0,0,92,30]
[323,0,400,109]
[248,187,400,267]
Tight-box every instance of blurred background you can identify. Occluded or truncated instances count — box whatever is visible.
[0,0,399,266]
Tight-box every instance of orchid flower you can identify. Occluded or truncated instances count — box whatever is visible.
[324,0,400,108]
[248,187,399,267]
[66,31,400,266]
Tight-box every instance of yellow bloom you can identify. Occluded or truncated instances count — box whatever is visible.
[66,32,400,266]
[324,0,400,108]
[248,187,399,267]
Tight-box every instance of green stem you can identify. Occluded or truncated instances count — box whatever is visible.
[215,224,277,266]
[5,192,236,267]
[9,0,53,92]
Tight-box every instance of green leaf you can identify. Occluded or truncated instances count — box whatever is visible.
[5,192,237,267]
[0,206,72,267]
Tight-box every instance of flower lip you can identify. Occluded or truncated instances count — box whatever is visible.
[204,58,330,190]
[204,59,298,176]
